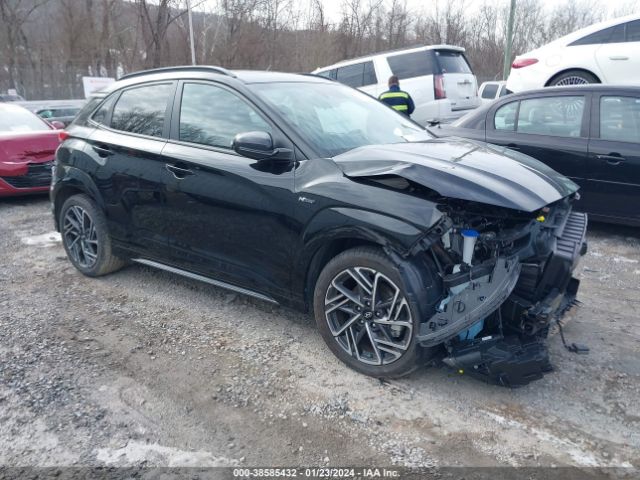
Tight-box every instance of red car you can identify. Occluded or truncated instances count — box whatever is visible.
[0,103,64,197]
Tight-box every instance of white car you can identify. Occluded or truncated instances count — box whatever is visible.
[313,45,481,125]
[478,81,509,104]
[507,14,640,92]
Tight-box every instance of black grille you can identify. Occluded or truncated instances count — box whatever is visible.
[514,211,588,301]
[1,162,53,189]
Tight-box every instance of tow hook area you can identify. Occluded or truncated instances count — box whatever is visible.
[443,336,552,387]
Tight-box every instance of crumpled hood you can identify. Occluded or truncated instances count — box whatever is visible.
[333,138,579,212]
[0,131,59,176]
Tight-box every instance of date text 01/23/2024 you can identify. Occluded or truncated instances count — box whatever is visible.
[232,467,401,478]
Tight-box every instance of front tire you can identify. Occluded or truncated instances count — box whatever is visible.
[548,70,599,86]
[59,194,126,277]
[313,247,434,378]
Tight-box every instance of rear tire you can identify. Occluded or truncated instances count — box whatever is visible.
[59,194,126,277]
[313,247,437,378]
[548,70,599,86]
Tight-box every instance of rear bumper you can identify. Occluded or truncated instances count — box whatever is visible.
[0,161,53,197]
[506,67,549,92]
[414,98,481,125]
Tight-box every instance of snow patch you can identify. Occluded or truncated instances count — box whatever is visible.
[483,411,601,467]
[612,256,638,264]
[21,232,61,247]
[95,441,239,467]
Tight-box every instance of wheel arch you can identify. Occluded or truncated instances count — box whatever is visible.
[52,170,105,231]
[545,68,601,87]
[298,207,437,312]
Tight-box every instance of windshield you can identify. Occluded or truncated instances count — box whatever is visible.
[252,81,427,157]
[0,104,50,133]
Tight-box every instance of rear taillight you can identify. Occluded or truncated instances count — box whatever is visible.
[512,58,539,69]
[434,74,446,99]
[58,131,69,142]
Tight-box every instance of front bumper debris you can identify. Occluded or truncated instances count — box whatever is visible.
[417,256,521,347]
[443,336,552,387]
[436,211,588,387]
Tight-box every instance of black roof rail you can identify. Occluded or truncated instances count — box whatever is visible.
[120,65,237,81]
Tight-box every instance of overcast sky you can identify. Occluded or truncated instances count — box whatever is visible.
[313,0,637,23]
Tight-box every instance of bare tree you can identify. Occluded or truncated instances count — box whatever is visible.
[136,0,187,68]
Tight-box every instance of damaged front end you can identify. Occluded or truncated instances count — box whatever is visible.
[417,196,588,387]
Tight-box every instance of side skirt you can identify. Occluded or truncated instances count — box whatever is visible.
[131,258,279,305]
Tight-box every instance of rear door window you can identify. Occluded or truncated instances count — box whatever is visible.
[569,24,625,45]
[336,63,365,88]
[435,50,472,74]
[110,83,174,137]
[387,51,435,79]
[517,96,585,137]
[599,96,640,143]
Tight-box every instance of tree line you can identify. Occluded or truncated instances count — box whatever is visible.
[0,0,637,100]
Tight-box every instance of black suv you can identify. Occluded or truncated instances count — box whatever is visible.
[52,66,587,385]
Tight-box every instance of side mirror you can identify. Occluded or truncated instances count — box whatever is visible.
[50,120,65,130]
[232,131,293,162]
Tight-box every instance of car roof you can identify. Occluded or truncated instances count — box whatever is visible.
[100,66,331,95]
[522,13,640,52]
[312,44,466,72]
[508,85,640,97]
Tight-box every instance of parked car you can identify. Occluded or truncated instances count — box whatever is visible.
[312,45,481,125]
[478,80,509,105]
[434,85,640,226]
[52,66,586,385]
[36,105,83,126]
[0,93,26,102]
[19,100,86,127]
[507,14,640,92]
[0,103,63,197]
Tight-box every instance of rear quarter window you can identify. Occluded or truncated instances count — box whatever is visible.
[71,97,104,126]
[387,51,435,79]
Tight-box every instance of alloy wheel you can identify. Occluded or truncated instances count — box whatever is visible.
[554,76,590,86]
[324,267,413,365]
[63,205,98,269]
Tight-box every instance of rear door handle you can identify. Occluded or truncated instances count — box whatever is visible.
[92,144,113,157]
[596,154,625,165]
[166,163,194,179]
[507,143,520,151]
[608,56,629,61]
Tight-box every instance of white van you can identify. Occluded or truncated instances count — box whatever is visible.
[312,45,481,125]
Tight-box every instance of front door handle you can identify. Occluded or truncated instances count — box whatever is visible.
[608,56,629,61]
[92,144,113,157]
[507,143,520,151]
[596,154,625,165]
[166,163,194,179]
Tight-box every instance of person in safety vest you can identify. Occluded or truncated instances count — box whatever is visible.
[378,75,415,117]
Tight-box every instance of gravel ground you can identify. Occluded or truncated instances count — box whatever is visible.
[1,196,639,475]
